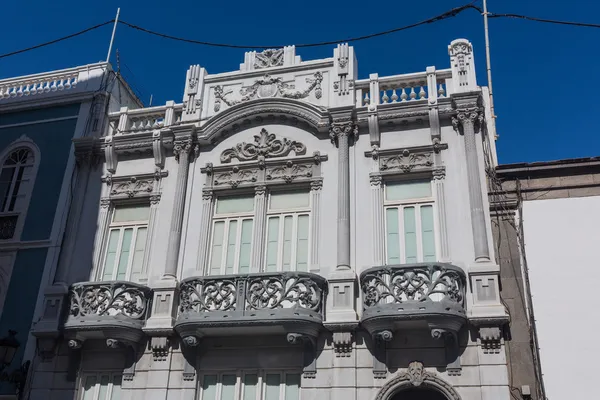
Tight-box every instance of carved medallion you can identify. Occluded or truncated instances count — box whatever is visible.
[254,49,284,69]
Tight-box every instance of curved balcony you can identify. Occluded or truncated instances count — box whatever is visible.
[63,281,152,348]
[174,272,327,345]
[360,263,467,340]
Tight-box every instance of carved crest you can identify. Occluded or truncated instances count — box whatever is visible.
[220,129,306,163]
[254,49,284,69]
[407,361,425,386]
[213,72,323,111]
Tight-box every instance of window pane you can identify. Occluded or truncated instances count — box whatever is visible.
[221,374,236,400]
[225,220,238,274]
[385,208,400,264]
[421,205,436,262]
[0,167,15,211]
[98,375,110,400]
[270,191,309,210]
[8,166,26,211]
[404,207,417,263]
[116,228,133,280]
[111,375,122,400]
[282,216,293,271]
[285,374,301,400]
[238,219,253,274]
[103,229,121,280]
[130,227,148,280]
[216,196,254,214]
[201,375,218,400]
[296,215,309,272]
[210,222,225,275]
[113,205,150,222]
[266,217,280,272]
[82,376,97,400]
[243,374,258,400]
[265,374,281,400]
[386,181,431,201]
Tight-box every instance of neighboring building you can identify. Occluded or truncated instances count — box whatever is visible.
[0,64,140,399]
[492,157,600,400]
[30,40,511,400]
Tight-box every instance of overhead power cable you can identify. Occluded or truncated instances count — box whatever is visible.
[119,3,479,49]
[0,20,114,60]
[489,12,600,28]
[2,7,600,60]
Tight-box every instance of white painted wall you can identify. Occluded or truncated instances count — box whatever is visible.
[522,196,600,399]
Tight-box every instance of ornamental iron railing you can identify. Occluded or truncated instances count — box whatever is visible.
[68,281,152,320]
[179,272,327,316]
[360,263,466,309]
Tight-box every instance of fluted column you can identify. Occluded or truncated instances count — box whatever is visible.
[309,179,322,271]
[330,121,355,270]
[251,185,267,272]
[453,108,490,262]
[433,169,450,261]
[91,199,111,280]
[164,137,193,278]
[370,175,385,265]
[197,189,214,274]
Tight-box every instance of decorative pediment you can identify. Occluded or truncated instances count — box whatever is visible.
[220,128,306,163]
[202,152,327,191]
[213,72,323,111]
[255,49,284,69]
[365,143,448,175]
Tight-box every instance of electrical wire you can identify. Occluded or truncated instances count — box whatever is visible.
[489,12,600,28]
[0,20,114,60]
[119,3,479,49]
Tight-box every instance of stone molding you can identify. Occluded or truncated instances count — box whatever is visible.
[375,361,462,400]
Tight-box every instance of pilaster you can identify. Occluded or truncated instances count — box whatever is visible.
[251,185,267,272]
[195,189,214,275]
[309,179,322,272]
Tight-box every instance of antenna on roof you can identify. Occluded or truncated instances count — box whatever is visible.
[106,8,121,64]
[482,0,497,126]
[149,94,153,106]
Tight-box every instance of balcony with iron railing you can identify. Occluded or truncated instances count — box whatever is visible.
[62,281,153,349]
[174,272,328,346]
[359,263,467,340]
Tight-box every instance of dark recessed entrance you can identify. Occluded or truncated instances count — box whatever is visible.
[391,387,448,400]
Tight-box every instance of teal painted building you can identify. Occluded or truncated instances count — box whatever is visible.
[0,64,140,398]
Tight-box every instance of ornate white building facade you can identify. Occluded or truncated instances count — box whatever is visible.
[30,39,510,400]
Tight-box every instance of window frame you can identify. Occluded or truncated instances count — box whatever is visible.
[79,372,123,400]
[383,179,439,265]
[0,138,41,241]
[98,202,151,282]
[196,370,302,400]
[264,190,311,273]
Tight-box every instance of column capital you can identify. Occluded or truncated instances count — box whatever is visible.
[452,107,484,134]
[329,118,357,145]
[173,136,194,162]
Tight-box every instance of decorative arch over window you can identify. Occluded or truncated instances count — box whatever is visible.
[0,135,41,241]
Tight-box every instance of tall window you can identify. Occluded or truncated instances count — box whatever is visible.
[265,192,310,272]
[209,196,255,275]
[0,148,35,213]
[384,180,436,264]
[198,372,300,400]
[101,205,149,281]
[80,373,122,400]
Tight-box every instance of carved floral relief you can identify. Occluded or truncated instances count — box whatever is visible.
[220,128,306,163]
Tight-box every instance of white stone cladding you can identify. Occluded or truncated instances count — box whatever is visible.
[28,41,510,400]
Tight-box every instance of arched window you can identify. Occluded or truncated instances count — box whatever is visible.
[0,138,40,241]
[0,148,35,213]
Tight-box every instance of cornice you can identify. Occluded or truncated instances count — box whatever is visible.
[204,58,334,83]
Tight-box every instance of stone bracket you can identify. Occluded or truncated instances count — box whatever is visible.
[332,332,352,357]
[105,338,139,381]
[287,333,317,378]
[150,337,170,362]
[183,356,196,381]
[431,329,461,376]
[373,330,393,378]
[478,326,503,354]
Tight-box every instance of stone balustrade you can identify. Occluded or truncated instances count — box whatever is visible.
[107,102,183,135]
[355,68,452,107]
[0,70,79,100]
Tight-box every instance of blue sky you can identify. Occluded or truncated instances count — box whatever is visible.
[1,0,598,164]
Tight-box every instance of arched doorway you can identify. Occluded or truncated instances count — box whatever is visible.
[391,387,448,400]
